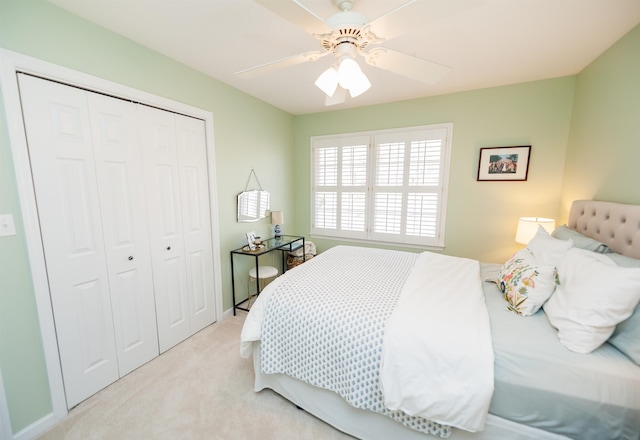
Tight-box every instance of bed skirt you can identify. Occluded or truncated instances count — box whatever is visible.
[252,342,569,440]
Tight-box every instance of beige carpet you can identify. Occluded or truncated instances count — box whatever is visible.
[38,314,354,440]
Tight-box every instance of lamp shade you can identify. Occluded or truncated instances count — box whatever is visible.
[515,217,555,244]
[337,57,361,89]
[314,67,339,97]
[271,210,284,225]
[347,71,371,97]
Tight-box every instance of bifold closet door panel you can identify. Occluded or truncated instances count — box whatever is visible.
[87,93,159,376]
[175,116,216,333]
[17,74,119,408]
[138,105,192,353]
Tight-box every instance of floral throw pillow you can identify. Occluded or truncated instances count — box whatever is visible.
[496,249,559,316]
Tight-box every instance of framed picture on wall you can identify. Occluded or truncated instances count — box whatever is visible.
[477,145,531,181]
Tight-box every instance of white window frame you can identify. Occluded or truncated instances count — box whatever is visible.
[310,123,452,249]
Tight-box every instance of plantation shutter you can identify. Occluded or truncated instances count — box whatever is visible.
[311,124,451,247]
[312,135,369,240]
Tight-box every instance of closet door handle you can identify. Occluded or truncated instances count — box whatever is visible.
[128,256,134,261]
[166,246,171,250]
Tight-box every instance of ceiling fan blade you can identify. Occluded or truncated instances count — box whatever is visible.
[235,51,327,79]
[255,0,331,35]
[364,48,450,85]
[325,87,347,106]
[366,0,418,41]
[368,1,475,42]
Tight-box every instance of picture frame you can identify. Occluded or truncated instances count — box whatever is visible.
[246,231,257,250]
[477,145,531,181]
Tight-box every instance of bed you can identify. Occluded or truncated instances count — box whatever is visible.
[240,200,640,440]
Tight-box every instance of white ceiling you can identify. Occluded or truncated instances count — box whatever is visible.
[46,0,640,115]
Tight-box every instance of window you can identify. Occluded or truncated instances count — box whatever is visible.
[311,124,452,247]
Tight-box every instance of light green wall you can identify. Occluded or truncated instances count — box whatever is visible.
[0,81,50,432]
[0,0,294,433]
[559,24,640,220]
[1,0,638,435]
[293,77,576,263]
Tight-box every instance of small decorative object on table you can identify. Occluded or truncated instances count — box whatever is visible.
[246,231,257,250]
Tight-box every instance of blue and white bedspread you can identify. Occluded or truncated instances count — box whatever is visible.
[240,245,494,437]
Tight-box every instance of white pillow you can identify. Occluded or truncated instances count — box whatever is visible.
[551,224,608,253]
[496,249,558,316]
[543,248,640,353]
[526,226,573,267]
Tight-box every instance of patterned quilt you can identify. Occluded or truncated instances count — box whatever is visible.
[258,246,452,438]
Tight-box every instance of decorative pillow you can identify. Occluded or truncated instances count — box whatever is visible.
[543,248,640,354]
[527,226,573,267]
[551,225,608,253]
[496,248,559,316]
[605,253,640,364]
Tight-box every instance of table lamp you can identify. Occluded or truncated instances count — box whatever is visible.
[271,211,284,239]
[515,217,556,244]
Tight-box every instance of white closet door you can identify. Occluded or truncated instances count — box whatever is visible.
[138,105,191,352]
[18,74,119,408]
[87,93,159,375]
[175,116,216,332]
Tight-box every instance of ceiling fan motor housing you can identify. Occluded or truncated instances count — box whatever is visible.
[320,0,385,60]
[320,28,362,57]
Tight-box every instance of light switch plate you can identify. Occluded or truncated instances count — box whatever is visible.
[0,214,17,237]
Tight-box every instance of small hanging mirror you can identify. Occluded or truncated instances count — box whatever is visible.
[237,168,270,223]
[237,190,270,223]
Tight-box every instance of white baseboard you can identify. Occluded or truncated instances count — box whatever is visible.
[222,307,237,321]
[12,411,58,440]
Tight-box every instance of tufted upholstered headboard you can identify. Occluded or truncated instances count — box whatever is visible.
[568,200,640,259]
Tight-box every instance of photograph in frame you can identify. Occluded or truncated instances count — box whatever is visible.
[477,145,531,181]
[246,231,257,250]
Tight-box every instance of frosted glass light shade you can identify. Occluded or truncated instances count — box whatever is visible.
[337,58,361,89]
[315,58,371,100]
[515,217,556,244]
[348,72,371,97]
[314,67,339,97]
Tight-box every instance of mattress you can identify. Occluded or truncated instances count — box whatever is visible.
[482,263,640,439]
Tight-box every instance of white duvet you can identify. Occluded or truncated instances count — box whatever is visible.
[380,251,494,432]
[240,247,494,434]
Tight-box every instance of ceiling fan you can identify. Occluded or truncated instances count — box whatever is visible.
[235,0,452,106]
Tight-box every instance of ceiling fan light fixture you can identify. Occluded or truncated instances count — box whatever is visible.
[315,67,339,97]
[348,71,371,97]
[336,56,370,98]
[337,57,361,89]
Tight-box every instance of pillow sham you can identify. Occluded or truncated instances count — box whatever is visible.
[551,224,608,253]
[543,248,640,354]
[605,252,640,364]
[606,252,640,268]
[526,226,573,267]
[496,248,558,316]
[608,304,640,364]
